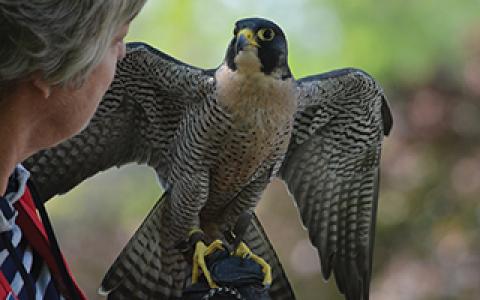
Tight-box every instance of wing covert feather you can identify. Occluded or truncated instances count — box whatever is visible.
[24,42,214,201]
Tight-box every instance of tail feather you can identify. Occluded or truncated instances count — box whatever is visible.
[245,214,296,300]
[100,195,296,300]
[100,194,188,299]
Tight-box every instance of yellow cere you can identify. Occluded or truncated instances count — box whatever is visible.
[237,28,260,47]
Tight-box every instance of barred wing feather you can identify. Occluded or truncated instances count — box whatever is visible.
[24,42,214,200]
[280,68,392,300]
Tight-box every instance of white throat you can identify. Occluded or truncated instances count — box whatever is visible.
[233,48,262,74]
[215,50,297,132]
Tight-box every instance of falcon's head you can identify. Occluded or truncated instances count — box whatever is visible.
[225,18,292,79]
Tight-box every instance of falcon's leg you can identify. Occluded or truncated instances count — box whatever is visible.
[218,172,271,230]
[234,242,272,286]
[220,172,274,286]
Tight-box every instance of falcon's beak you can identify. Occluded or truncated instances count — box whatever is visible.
[236,28,259,53]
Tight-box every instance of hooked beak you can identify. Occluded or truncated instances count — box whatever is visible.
[236,28,259,53]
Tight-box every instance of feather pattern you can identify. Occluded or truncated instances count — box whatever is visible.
[280,68,392,300]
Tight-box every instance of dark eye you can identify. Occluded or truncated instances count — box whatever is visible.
[257,28,275,41]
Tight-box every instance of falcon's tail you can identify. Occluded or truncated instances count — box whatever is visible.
[99,193,188,300]
[244,214,296,300]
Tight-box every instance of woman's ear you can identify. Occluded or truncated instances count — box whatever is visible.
[31,73,51,99]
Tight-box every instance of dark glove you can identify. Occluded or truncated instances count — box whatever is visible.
[182,248,271,300]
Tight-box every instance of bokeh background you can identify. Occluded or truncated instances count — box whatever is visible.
[44,1,480,299]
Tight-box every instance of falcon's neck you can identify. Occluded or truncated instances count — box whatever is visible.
[215,51,297,132]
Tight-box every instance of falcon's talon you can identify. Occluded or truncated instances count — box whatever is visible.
[192,239,224,288]
[234,242,272,286]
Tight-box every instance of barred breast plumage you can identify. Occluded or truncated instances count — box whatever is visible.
[200,61,296,222]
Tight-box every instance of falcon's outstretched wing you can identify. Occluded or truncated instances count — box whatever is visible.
[280,68,392,300]
[24,42,214,201]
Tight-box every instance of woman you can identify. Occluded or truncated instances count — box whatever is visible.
[0,1,146,299]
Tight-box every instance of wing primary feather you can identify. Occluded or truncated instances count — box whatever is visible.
[381,96,393,135]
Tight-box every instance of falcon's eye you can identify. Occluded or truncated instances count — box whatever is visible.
[257,28,275,41]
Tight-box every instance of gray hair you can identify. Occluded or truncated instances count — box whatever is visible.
[0,0,146,88]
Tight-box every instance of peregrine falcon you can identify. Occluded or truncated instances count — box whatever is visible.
[25,17,392,300]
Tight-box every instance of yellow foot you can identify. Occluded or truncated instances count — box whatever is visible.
[234,242,272,286]
[191,233,224,288]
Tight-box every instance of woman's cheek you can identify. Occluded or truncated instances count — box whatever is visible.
[95,49,119,98]
[118,42,127,60]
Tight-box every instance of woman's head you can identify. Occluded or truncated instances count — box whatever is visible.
[0,0,146,154]
[0,0,146,87]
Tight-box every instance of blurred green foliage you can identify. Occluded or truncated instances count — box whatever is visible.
[127,0,478,83]
[46,1,480,299]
